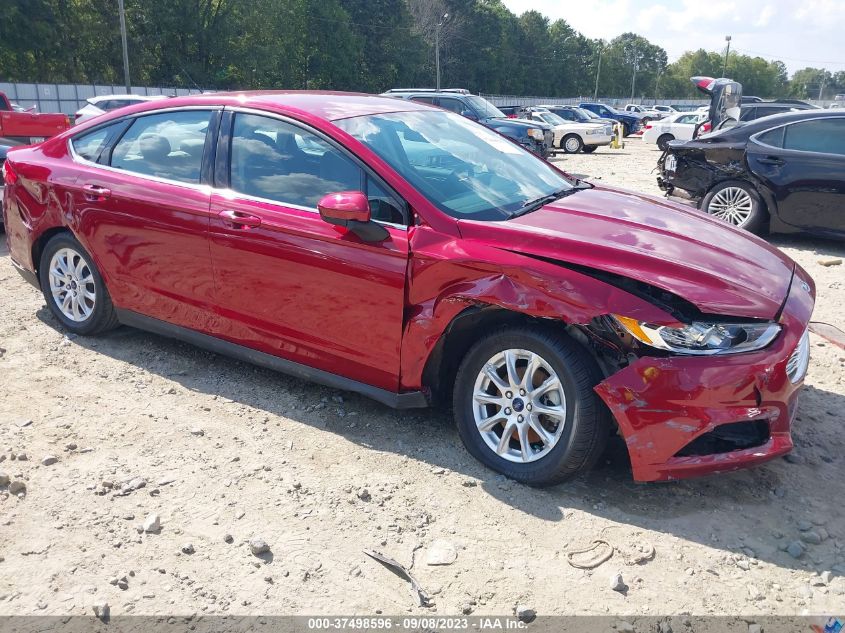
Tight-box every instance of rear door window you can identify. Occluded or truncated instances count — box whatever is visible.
[71,121,127,162]
[410,96,435,105]
[110,110,211,183]
[782,118,845,155]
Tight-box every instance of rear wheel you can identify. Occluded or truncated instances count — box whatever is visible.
[453,327,610,486]
[561,134,583,154]
[701,180,767,235]
[621,123,630,137]
[582,145,597,154]
[656,133,674,151]
[39,233,119,335]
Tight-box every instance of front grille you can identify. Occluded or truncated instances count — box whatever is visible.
[786,329,810,383]
[675,420,770,457]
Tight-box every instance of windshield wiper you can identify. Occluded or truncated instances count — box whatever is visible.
[511,183,590,218]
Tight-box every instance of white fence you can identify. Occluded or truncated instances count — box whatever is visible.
[0,82,204,115]
[480,93,838,109]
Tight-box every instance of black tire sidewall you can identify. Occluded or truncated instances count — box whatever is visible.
[702,180,766,235]
[39,233,113,335]
[453,328,606,486]
[562,134,583,154]
[657,134,674,151]
[582,145,597,153]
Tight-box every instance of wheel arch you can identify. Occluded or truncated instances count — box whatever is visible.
[31,226,74,284]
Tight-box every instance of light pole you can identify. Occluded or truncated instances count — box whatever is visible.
[593,45,603,101]
[630,47,639,102]
[118,0,131,93]
[435,12,449,91]
[723,35,731,77]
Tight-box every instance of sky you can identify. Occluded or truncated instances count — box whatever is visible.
[501,0,845,74]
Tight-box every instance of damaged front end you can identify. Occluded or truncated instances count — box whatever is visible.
[588,269,814,482]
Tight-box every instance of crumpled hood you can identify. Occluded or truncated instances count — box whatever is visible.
[457,185,795,320]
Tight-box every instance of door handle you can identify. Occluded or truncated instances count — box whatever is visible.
[81,184,111,201]
[219,209,262,229]
[758,156,785,166]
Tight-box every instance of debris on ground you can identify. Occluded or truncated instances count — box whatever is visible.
[610,572,628,593]
[364,549,432,607]
[425,539,458,566]
[249,537,270,556]
[566,539,614,569]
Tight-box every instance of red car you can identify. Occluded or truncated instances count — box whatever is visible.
[2,92,814,485]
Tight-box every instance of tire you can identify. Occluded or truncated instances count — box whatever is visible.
[700,180,767,235]
[561,134,583,154]
[582,145,597,154]
[621,123,630,137]
[453,327,610,486]
[656,133,674,151]
[38,232,119,335]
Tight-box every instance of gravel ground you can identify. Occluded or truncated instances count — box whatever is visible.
[1,139,844,618]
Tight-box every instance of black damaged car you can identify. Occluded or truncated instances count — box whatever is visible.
[658,109,845,238]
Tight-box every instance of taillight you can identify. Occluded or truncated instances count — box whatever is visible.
[645,124,653,130]
[701,122,712,133]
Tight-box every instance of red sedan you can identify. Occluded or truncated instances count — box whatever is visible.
[2,92,814,485]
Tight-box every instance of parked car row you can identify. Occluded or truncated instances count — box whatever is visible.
[498,105,614,153]
[1,89,815,486]
[0,91,72,145]
[383,89,554,157]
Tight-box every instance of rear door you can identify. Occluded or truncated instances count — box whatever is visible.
[68,108,219,329]
[747,116,845,234]
[207,109,410,391]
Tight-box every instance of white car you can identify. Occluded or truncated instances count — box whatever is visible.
[525,109,613,153]
[624,104,667,120]
[74,95,168,124]
[642,111,707,150]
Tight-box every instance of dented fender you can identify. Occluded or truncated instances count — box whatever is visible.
[399,224,679,391]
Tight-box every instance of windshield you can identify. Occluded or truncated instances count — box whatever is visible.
[335,110,575,221]
[570,108,594,122]
[463,95,506,119]
[537,111,566,126]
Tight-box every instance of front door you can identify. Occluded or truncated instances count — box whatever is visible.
[208,110,409,391]
[747,116,845,235]
[68,108,218,329]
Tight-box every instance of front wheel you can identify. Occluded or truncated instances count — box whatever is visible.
[453,327,610,486]
[582,145,597,153]
[39,233,120,335]
[561,134,583,154]
[701,180,767,234]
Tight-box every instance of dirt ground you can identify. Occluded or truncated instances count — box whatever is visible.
[1,138,844,619]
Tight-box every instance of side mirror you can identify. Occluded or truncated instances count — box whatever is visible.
[317,191,388,243]
[461,110,479,121]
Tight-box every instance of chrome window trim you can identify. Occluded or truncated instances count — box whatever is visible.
[224,106,409,231]
[67,106,221,193]
[750,115,845,157]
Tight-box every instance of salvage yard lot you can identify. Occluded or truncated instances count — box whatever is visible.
[1,139,844,617]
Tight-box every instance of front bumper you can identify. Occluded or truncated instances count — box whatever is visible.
[594,268,815,482]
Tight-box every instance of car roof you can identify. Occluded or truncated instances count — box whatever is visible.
[721,109,845,139]
[88,94,166,104]
[80,91,435,124]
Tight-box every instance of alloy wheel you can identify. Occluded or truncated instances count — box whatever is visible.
[472,348,567,463]
[48,247,96,322]
[707,186,754,226]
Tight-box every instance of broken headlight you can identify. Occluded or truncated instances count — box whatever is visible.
[612,315,781,355]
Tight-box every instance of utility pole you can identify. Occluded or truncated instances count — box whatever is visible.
[723,35,731,77]
[593,45,603,101]
[818,76,826,100]
[118,0,131,93]
[630,47,638,102]
[435,13,448,91]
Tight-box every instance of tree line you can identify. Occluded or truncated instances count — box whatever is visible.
[2,0,843,100]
